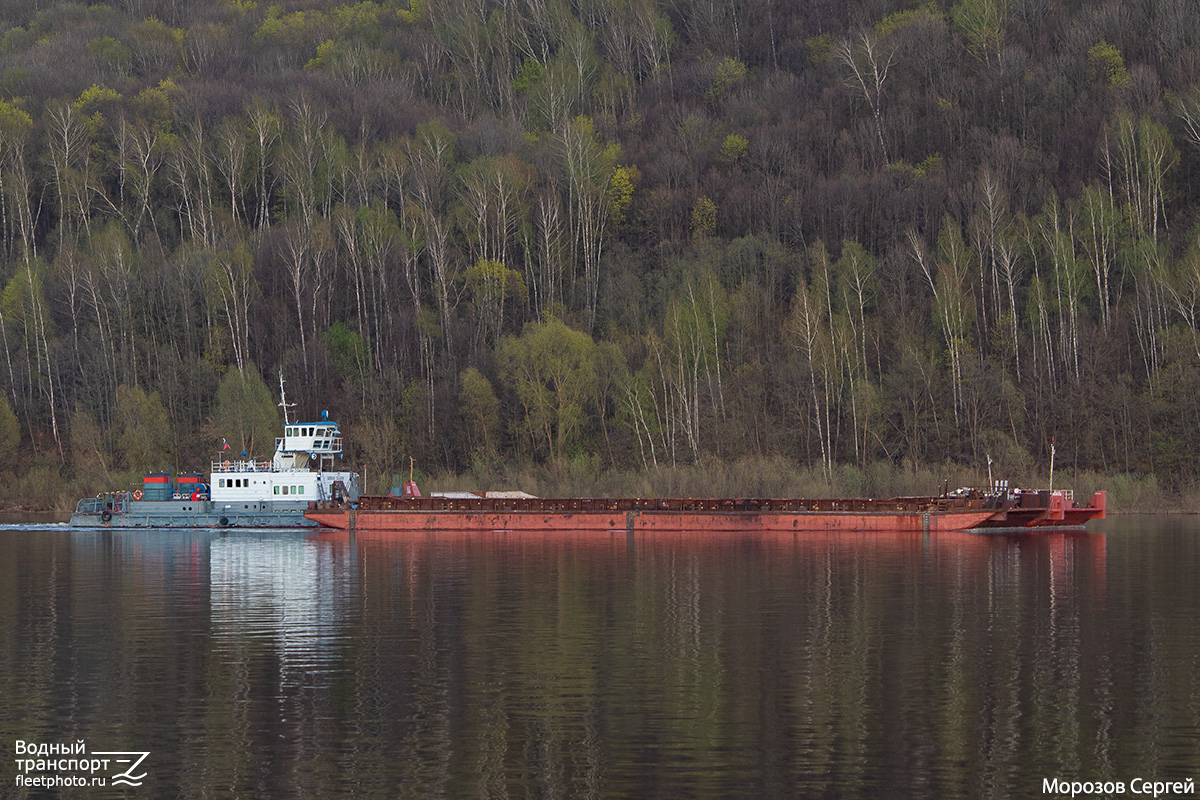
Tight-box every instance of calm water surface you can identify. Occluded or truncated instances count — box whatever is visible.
[2,517,1199,798]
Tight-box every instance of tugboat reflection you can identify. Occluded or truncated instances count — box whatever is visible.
[208,535,357,678]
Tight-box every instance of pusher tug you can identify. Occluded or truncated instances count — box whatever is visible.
[70,377,359,528]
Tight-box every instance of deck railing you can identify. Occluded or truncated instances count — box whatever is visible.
[334,494,990,514]
[211,459,274,473]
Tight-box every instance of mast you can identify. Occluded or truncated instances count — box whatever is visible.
[278,368,295,425]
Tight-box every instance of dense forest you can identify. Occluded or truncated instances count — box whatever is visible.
[0,0,1196,508]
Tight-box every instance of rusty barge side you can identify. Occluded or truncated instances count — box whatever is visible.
[305,495,998,534]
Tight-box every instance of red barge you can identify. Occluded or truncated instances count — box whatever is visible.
[305,478,1107,533]
[305,492,1003,534]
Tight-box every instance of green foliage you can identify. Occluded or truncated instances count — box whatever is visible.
[497,318,597,461]
[0,27,33,55]
[719,133,748,165]
[1,263,47,346]
[131,78,179,129]
[465,259,526,311]
[396,0,423,24]
[333,2,384,44]
[951,0,1005,60]
[8,464,69,510]
[0,68,28,97]
[463,257,525,343]
[571,114,597,144]
[886,154,944,182]
[1100,471,1165,511]
[665,268,729,377]
[350,416,404,493]
[1151,432,1187,475]
[806,33,833,66]
[513,57,544,94]
[129,16,184,70]
[707,56,747,101]
[307,39,342,70]
[691,196,717,238]
[0,98,32,139]
[876,3,943,39]
[324,321,371,376]
[74,83,122,136]
[69,409,108,478]
[74,84,122,110]
[212,365,278,458]
[834,240,880,314]
[602,141,621,170]
[256,6,328,45]
[115,384,172,470]
[0,394,18,462]
[1088,40,1130,87]
[86,36,131,73]
[606,165,638,226]
[459,367,500,455]
[204,244,258,305]
[415,119,455,165]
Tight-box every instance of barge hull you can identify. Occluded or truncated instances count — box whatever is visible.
[306,508,997,534]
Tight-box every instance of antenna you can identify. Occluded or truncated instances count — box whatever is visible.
[278,368,295,425]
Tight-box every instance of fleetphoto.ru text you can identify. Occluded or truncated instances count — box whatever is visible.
[13,739,149,789]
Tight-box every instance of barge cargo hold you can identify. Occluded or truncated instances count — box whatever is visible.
[305,495,999,534]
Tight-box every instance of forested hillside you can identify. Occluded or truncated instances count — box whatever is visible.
[0,0,1196,507]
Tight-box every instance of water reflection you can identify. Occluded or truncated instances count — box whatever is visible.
[209,536,356,677]
[3,523,1200,798]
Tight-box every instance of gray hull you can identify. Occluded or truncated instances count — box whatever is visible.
[70,499,316,529]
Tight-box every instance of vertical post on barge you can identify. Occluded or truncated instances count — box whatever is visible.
[1049,437,1056,493]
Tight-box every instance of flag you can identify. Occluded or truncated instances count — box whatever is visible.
[222,438,230,451]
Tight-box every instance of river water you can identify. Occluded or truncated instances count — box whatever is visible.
[1,517,1198,798]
